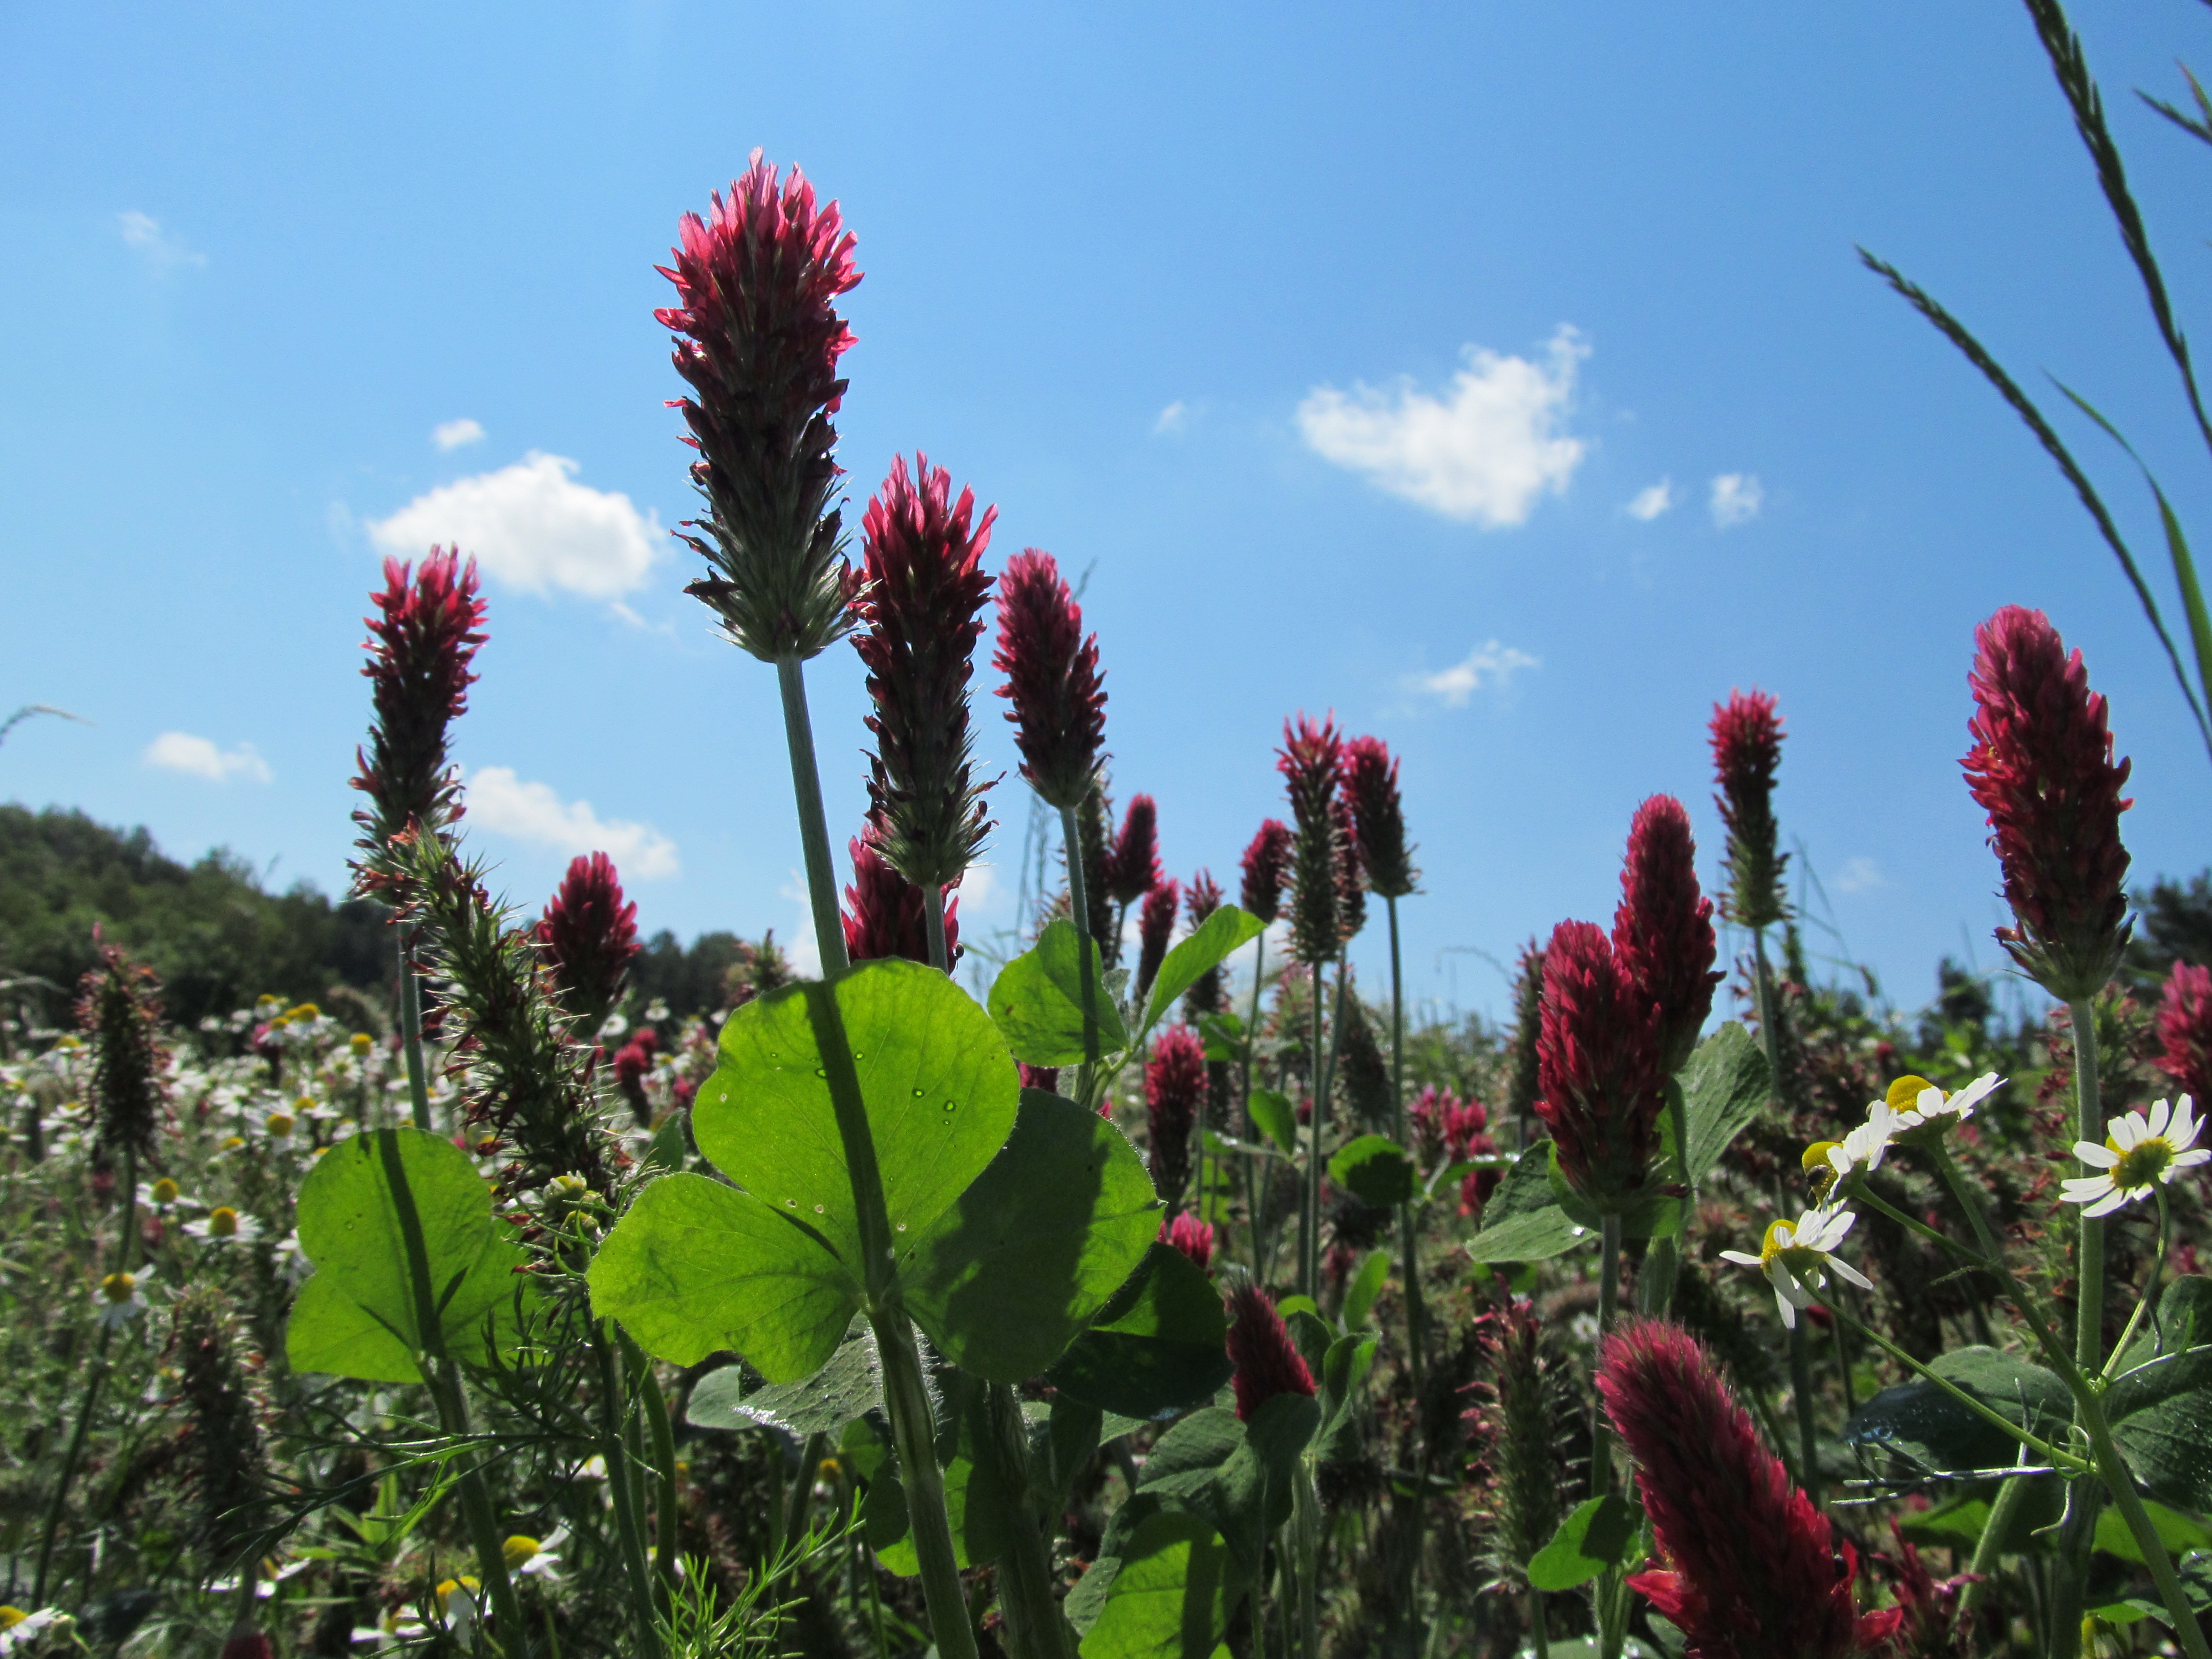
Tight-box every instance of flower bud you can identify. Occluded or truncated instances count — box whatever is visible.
[1239,820,1293,926]
[992,550,1107,811]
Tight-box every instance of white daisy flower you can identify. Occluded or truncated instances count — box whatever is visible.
[437,1577,481,1636]
[1720,1205,1874,1329]
[259,1105,300,1150]
[96,1271,148,1329]
[137,1177,193,1214]
[183,1205,264,1246]
[0,1606,71,1652]
[1895,1072,2004,1132]
[2060,1095,2210,1218]
[504,1526,566,1581]
[1804,1103,1906,1195]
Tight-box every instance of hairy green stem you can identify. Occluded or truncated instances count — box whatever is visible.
[1786,1322,1822,1510]
[2051,996,2108,1649]
[619,1328,680,1584]
[1385,899,1427,1655]
[1593,1212,1625,1659]
[400,923,433,1133]
[593,1330,662,1636]
[1302,960,1348,1300]
[784,1433,826,1559]
[1242,932,1269,1283]
[1057,805,1102,1086]
[984,1382,1074,1659]
[924,883,950,979]
[775,660,853,980]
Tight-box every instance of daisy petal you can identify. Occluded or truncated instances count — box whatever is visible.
[2076,1143,2121,1169]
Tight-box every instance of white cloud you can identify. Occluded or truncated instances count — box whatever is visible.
[1709,472,1764,528]
[1403,640,1540,708]
[1296,327,1589,526]
[118,211,206,272]
[143,732,271,783]
[1833,856,1884,894]
[432,418,486,451]
[780,870,823,979]
[367,452,663,600]
[462,766,680,879]
[1154,400,1189,436]
[1626,478,1675,521]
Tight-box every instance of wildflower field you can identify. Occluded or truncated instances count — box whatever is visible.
[19,6,2212,1658]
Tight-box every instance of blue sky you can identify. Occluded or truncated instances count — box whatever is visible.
[6,1,2212,1030]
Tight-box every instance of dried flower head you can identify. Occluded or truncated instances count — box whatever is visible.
[1146,1023,1207,1211]
[1962,605,2133,1001]
[1161,1210,1215,1272]
[351,549,486,873]
[1535,919,1662,1211]
[1135,880,1181,1007]
[1278,715,1345,966]
[1107,795,1163,909]
[79,944,167,1166]
[659,153,864,662]
[1225,1283,1316,1421]
[1341,735,1418,901]
[535,853,642,1030]
[993,550,1108,811]
[843,826,959,968]
[1612,794,1720,1077]
[169,1285,271,1581]
[2158,961,2212,1110]
[855,453,997,890]
[1465,1291,1566,1588]
[1598,1318,1900,1657]
[1239,820,1294,926]
[1710,689,1788,931]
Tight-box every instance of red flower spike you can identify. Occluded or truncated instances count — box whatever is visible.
[1962,605,2134,1002]
[1536,919,1663,1210]
[1135,879,1181,1006]
[351,548,487,870]
[1107,795,1163,908]
[1341,735,1418,901]
[842,828,960,968]
[992,550,1108,811]
[535,852,642,1029]
[1612,795,1721,1077]
[1710,689,1787,930]
[1181,869,1228,1021]
[1161,1210,1215,1271]
[2157,961,2212,1109]
[1880,1519,1976,1658]
[1225,1283,1316,1421]
[1330,790,1367,944]
[1185,869,1223,928]
[659,153,864,662]
[1599,1319,1900,1658]
[1145,1023,1207,1209]
[1277,715,1345,966]
[1239,820,1294,926]
[854,453,997,890]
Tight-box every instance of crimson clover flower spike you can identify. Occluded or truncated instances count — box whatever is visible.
[1181,869,1227,1020]
[1145,1023,1207,1210]
[1135,880,1180,1007]
[79,944,167,1166]
[1534,919,1663,1211]
[1341,735,1418,901]
[1597,1318,1902,1657]
[1017,1061,1060,1095]
[351,548,487,870]
[1709,688,1788,931]
[992,549,1108,811]
[1106,794,1163,908]
[1330,791,1367,943]
[854,453,998,892]
[1238,820,1293,926]
[1224,1283,1316,1422]
[2158,962,2212,1109]
[1185,869,1222,927]
[1611,794,1721,1078]
[535,853,642,1030]
[1277,714,1345,966]
[1962,605,2134,1002]
[1160,1211,1215,1271]
[659,153,865,663]
[841,828,959,968]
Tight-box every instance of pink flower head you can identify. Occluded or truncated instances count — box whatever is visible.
[1341,735,1418,901]
[1277,715,1345,966]
[535,852,642,1027]
[1018,1061,1061,1095]
[1710,689,1787,930]
[1331,790,1367,943]
[992,550,1108,810]
[1963,605,2134,1001]
[1161,1210,1215,1271]
[1536,919,1663,1210]
[1225,1283,1316,1422]
[2157,961,2212,1109]
[660,153,865,662]
[842,826,960,968]
[1145,1023,1207,1210]
[1107,795,1163,908]
[1135,879,1181,1006]
[1239,820,1294,925]
[1598,1319,1900,1658]
[854,453,997,891]
[1408,1084,1456,1166]
[1612,795,1720,1077]
[1180,868,1228,1018]
[1185,869,1222,928]
[351,548,487,868]
[1880,1520,1976,1658]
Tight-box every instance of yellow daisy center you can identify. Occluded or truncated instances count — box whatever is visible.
[1756,1219,1826,1278]
[2105,1135,2178,1193]
[502,1535,541,1569]
[292,1004,320,1021]
[0,1606,28,1629]
[208,1206,241,1238]
[100,1271,136,1303]
[266,1113,294,1138]
[350,1033,374,1056]
[1885,1074,1936,1111]
[1801,1140,1840,1171]
[222,1135,246,1151]
[436,1576,480,1613]
[150,1178,180,1205]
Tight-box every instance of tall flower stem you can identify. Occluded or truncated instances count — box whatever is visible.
[2051,996,2109,1646]
[774,654,976,1659]
[1591,1212,1626,1659]
[1785,1323,1822,1510]
[1241,934,1268,1281]
[619,1329,681,1581]
[1058,805,1102,1081]
[924,885,951,981]
[1385,897,1427,1654]
[399,925,433,1133]
[1300,962,1347,1299]
[595,1327,663,1635]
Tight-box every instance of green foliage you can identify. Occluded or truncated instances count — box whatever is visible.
[1327,1135,1414,1208]
[1843,1346,2072,1475]
[1526,1494,1642,1592]
[1050,1244,1233,1418]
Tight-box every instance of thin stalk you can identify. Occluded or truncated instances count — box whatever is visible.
[1385,897,1427,1657]
[1242,934,1269,1282]
[1592,1212,1625,1659]
[983,1382,1074,1659]
[1057,805,1102,1083]
[784,1433,826,1559]
[400,923,433,1132]
[1962,1454,2040,1615]
[1749,928,1784,1119]
[775,658,854,981]
[2051,996,2108,1648]
[620,1328,681,1583]
[1525,1590,1548,1659]
[924,884,950,977]
[871,1302,978,1659]
[1786,1323,1822,1510]
[1299,960,1326,1297]
[593,1331,660,1632]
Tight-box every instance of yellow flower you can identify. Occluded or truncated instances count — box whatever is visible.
[349,1033,374,1057]
[291,1003,321,1022]
[0,1607,26,1630]
[101,1272,137,1303]
[222,1135,246,1152]
[435,1576,480,1615]
[502,1535,540,1570]
[149,1178,180,1206]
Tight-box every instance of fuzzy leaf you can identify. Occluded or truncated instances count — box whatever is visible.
[1526,1494,1642,1591]
[1681,1023,1770,1181]
[1141,908,1265,1037]
[1327,1136,1414,1208]
[1051,1244,1232,1417]
[988,919,1132,1065]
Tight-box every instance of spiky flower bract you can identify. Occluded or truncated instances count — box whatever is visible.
[1107,795,1162,909]
[1278,715,1345,967]
[843,827,959,969]
[1710,689,1787,931]
[1135,879,1180,1007]
[1225,1283,1316,1421]
[1535,919,1662,1211]
[79,944,166,1167]
[1341,735,1417,901]
[992,550,1107,811]
[1962,604,2133,1001]
[1330,791,1367,944]
[350,548,486,873]
[535,853,642,1032]
[854,453,997,891]
[2158,961,2212,1109]
[658,152,864,662]
[1077,786,1119,967]
[1145,1024,1206,1211]
[1598,1318,1899,1657]
[1505,938,1544,1140]
[1612,794,1721,1077]
[1239,819,1293,926]
[1465,1291,1565,1587]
